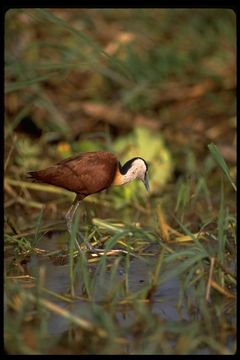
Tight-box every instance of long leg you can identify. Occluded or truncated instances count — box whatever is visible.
[65,195,82,254]
[65,195,103,254]
[65,196,128,255]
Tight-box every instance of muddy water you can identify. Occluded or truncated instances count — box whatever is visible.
[27,230,189,338]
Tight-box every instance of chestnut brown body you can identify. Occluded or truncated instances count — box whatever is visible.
[29,151,119,200]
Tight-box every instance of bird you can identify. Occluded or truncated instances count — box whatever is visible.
[28,151,150,253]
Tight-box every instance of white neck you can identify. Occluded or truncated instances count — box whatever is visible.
[120,171,136,185]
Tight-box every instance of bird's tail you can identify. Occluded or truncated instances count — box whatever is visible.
[26,171,41,182]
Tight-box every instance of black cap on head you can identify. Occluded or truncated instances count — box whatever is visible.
[120,157,148,175]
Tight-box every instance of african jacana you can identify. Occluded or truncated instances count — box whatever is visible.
[28,151,149,253]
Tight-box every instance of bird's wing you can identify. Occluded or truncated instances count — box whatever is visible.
[68,152,118,194]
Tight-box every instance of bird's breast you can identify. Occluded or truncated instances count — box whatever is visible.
[112,167,124,186]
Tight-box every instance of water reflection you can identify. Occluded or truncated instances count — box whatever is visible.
[27,231,188,337]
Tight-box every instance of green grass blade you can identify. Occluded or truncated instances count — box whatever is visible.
[33,207,44,247]
[217,177,226,263]
[208,143,236,191]
[173,215,209,257]
[4,74,56,94]
[159,253,206,286]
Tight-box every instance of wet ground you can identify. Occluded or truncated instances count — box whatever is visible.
[27,230,195,338]
[5,227,236,354]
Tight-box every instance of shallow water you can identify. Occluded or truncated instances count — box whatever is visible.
[26,230,190,338]
[24,229,236,354]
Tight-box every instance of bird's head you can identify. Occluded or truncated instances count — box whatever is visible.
[120,157,150,191]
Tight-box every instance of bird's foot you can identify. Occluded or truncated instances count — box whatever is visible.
[75,231,104,253]
[68,229,129,256]
[74,238,83,255]
[76,232,131,255]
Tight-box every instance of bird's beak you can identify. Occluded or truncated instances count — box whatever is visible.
[143,173,150,192]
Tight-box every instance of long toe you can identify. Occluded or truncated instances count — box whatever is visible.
[75,238,83,254]
[75,231,100,252]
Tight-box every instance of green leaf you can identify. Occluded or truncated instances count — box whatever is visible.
[208,143,236,191]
